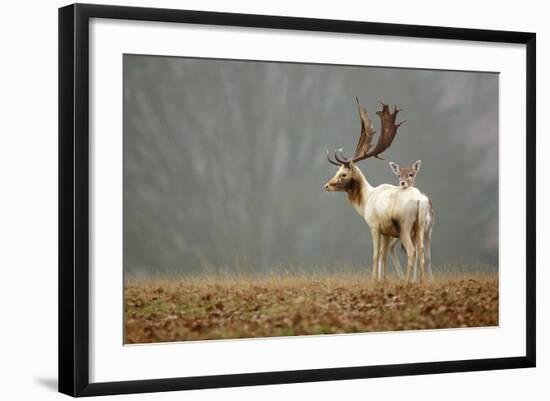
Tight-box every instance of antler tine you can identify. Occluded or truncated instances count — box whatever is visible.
[326,150,341,166]
[334,150,349,164]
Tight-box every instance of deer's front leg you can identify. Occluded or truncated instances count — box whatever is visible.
[371,228,381,281]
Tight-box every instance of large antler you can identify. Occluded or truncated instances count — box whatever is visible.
[351,96,377,162]
[328,97,404,166]
[367,101,405,160]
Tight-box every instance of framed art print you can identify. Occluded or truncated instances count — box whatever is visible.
[58,3,536,397]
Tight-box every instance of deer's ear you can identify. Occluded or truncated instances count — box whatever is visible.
[412,160,422,174]
[389,161,400,176]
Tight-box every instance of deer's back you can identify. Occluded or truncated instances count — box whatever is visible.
[365,185,429,235]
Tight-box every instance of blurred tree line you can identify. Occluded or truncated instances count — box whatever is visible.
[123,56,498,276]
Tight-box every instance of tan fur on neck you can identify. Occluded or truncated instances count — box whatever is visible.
[346,178,364,207]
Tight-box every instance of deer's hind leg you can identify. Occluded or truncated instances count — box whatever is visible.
[400,229,416,283]
[416,222,426,282]
[371,228,381,281]
[425,227,433,279]
[379,235,389,281]
[388,237,404,278]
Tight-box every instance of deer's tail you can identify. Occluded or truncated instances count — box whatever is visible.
[416,200,428,244]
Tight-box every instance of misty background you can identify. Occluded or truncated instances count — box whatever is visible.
[123,55,498,277]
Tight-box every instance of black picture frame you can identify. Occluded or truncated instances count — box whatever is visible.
[59,3,536,397]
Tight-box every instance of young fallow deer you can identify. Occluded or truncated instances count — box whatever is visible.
[387,160,434,280]
[324,98,431,282]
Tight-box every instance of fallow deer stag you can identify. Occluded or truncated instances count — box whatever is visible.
[387,160,434,280]
[324,97,431,282]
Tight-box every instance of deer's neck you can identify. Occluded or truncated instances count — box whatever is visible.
[346,168,372,215]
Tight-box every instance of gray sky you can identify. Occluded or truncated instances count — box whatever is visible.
[123,55,498,276]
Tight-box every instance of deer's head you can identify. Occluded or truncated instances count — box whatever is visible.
[389,160,421,189]
[324,97,405,192]
[324,161,361,192]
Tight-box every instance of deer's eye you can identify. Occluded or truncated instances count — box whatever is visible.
[409,174,413,177]
[341,173,347,178]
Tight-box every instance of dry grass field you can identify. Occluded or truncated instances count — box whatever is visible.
[124,273,498,344]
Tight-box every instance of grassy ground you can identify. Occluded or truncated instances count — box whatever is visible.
[124,273,498,344]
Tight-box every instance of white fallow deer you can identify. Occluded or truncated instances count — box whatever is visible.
[386,160,434,280]
[324,98,431,282]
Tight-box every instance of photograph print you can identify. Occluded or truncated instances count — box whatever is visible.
[123,55,499,344]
